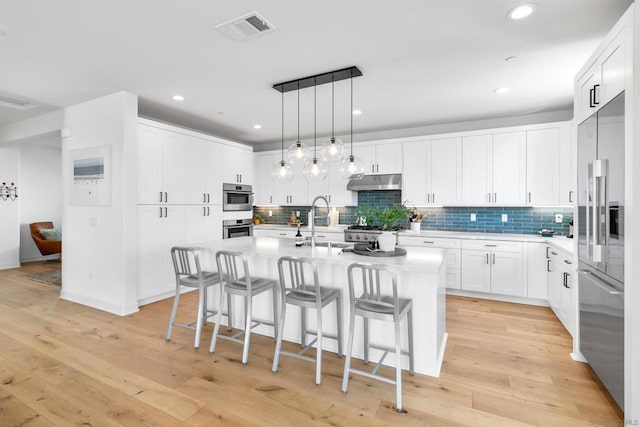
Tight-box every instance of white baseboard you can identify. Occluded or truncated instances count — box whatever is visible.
[60,290,139,316]
[446,289,550,307]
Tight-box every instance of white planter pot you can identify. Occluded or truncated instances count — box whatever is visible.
[378,231,396,252]
[410,222,421,232]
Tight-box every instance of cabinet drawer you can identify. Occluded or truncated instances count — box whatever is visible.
[445,249,461,269]
[446,268,461,290]
[397,235,461,249]
[461,240,523,253]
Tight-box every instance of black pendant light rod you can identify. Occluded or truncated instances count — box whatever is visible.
[350,73,354,156]
[297,82,300,143]
[314,79,317,158]
[331,77,335,139]
[273,66,362,93]
[280,90,284,162]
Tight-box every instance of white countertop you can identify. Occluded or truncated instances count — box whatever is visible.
[253,225,575,255]
[198,236,446,274]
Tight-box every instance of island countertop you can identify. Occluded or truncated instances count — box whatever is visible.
[197,236,447,274]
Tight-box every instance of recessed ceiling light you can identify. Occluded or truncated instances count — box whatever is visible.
[172,95,184,101]
[507,3,537,20]
[253,124,262,129]
[493,87,510,95]
[352,109,362,115]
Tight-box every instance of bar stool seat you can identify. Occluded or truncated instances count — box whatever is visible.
[209,250,278,365]
[166,247,225,349]
[272,256,343,385]
[342,262,414,413]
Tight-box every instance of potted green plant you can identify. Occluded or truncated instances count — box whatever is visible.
[253,213,264,225]
[357,203,411,251]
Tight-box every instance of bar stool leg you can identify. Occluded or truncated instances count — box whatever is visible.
[242,295,252,365]
[272,296,287,373]
[336,295,344,357]
[271,288,279,341]
[209,285,226,353]
[227,292,233,331]
[300,307,307,348]
[194,285,206,349]
[341,309,356,394]
[394,319,406,413]
[316,305,323,385]
[363,317,370,364]
[202,287,208,325]
[408,306,415,375]
[166,284,181,341]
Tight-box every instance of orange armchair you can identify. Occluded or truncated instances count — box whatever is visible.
[30,222,62,256]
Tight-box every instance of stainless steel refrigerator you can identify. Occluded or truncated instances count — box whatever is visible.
[577,91,625,409]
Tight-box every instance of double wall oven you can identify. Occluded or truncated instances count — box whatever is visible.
[223,183,253,212]
[223,218,253,239]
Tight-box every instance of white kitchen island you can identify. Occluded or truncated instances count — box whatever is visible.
[197,236,448,377]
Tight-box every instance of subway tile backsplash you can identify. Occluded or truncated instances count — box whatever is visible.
[254,190,573,236]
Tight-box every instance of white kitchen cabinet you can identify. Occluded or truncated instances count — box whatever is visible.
[461,240,524,297]
[462,132,526,206]
[526,128,560,205]
[253,151,307,206]
[274,163,307,206]
[137,205,186,303]
[185,205,223,244]
[397,235,462,289]
[223,144,253,184]
[403,138,462,206]
[525,242,549,300]
[576,30,626,123]
[546,246,575,336]
[184,135,223,205]
[325,161,357,205]
[253,153,276,205]
[353,142,402,175]
[138,124,187,205]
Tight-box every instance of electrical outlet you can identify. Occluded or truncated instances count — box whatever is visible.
[268,210,272,217]
[501,214,508,222]
[555,214,563,223]
[470,213,476,222]
[296,211,300,217]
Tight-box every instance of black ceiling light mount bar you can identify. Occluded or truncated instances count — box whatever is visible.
[273,66,362,93]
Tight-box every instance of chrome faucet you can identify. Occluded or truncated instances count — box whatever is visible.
[310,195,329,248]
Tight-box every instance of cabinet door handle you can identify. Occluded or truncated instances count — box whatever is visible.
[279,233,286,236]
[371,164,375,173]
[423,241,435,244]
[593,84,600,105]
[568,191,573,203]
[208,207,210,216]
[551,251,558,256]
[164,207,167,217]
[493,193,497,203]
[328,195,331,203]
[487,193,491,203]
[270,195,272,204]
[240,174,242,183]
[164,192,168,203]
[203,207,206,216]
[203,193,207,203]
[528,192,532,203]
[546,247,551,258]
[564,259,572,265]
[159,207,163,218]
[426,194,430,203]
[486,253,489,264]
[432,193,435,204]
[547,259,552,272]
[376,164,379,173]
[589,88,595,108]
[208,193,210,203]
[484,244,497,247]
[492,253,496,264]
[159,191,163,203]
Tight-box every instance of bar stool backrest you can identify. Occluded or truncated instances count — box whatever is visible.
[171,247,203,281]
[347,263,399,318]
[277,256,321,301]
[216,250,252,290]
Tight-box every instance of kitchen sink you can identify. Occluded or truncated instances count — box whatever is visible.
[302,241,352,249]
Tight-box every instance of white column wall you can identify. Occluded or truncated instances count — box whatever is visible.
[0,144,20,269]
[60,91,139,315]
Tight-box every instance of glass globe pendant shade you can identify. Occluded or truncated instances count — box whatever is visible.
[339,155,365,180]
[271,159,294,182]
[321,136,346,162]
[287,141,310,164]
[302,157,328,181]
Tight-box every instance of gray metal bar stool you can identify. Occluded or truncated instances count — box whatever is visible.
[272,256,343,385]
[167,246,225,349]
[341,262,414,413]
[209,250,278,365]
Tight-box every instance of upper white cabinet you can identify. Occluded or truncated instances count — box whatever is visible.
[223,145,253,184]
[462,132,526,205]
[403,138,462,206]
[526,128,560,205]
[576,30,626,123]
[184,135,223,205]
[353,142,402,175]
[138,124,187,205]
[308,160,356,205]
[253,153,276,205]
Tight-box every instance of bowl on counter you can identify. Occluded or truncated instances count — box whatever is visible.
[537,229,555,237]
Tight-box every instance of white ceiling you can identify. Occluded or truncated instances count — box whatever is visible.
[0,0,632,147]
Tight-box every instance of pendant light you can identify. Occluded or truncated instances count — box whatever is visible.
[339,73,365,180]
[303,80,328,181]
[287,83,310,164]
[320,77,345,162]
[271,89,294,182]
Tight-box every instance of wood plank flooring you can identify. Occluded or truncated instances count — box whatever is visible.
[0,262,623,426]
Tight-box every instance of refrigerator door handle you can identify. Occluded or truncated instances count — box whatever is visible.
[593,160,603,262]
[601,159,609,247]
[579,269,622,295]
[586,162,592,260]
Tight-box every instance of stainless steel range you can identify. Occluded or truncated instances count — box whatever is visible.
[343,226,383,243]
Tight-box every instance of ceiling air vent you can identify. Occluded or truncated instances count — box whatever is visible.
[215,11,275,42]
[0,94,36,110]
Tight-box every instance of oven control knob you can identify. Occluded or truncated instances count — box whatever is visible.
[356,235,360,240]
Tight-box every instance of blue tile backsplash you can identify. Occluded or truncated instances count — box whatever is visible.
[254,190,573,236]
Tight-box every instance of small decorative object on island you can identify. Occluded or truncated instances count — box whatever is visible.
[295,223,304,247]
[358,203,411,230]
[253,214,264,225]
[377,231,396,252]
[408,206,423,232]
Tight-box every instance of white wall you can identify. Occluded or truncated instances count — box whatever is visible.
[60,91,139,316]
[0,144,20,269]
[18,134,62,262]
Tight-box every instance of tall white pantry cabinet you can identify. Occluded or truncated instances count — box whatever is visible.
[136,118,252,305]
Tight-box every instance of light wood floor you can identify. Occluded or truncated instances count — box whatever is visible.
[0,262,622,426]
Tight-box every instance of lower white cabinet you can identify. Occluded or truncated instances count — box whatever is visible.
[137,205,186,302]
[546,246,575,336]
[526,242,549,300]
[397,235,462,289]
[461,240,524,297]
[185,205,223,243]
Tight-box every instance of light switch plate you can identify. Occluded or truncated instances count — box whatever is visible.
[501,214,508,222]
[470,213,476,222]
[268,210,272,217]
[555,214,563,223]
